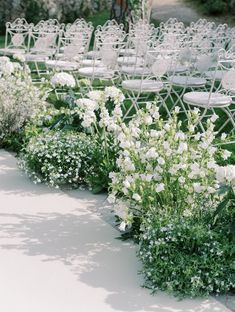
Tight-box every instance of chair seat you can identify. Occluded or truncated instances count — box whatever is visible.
[30,47,55,56]
[183,91,232,107]
[80,59,102,67]
[169,75,207,87]
[78,66,114,79]
[46,60,79,70]
[118,56,144,66]
[120,66,151,76]
[86,51,101,59]
[122,80,164,92]
[120,48,136,56]
[0,48,25,56]
[25,54,49,62]
[168,64,188,74]
[204,70,226,81]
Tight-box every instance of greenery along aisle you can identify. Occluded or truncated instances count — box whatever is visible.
[0,55,234,299]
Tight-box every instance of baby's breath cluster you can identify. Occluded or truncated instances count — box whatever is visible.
[19,131,95,188]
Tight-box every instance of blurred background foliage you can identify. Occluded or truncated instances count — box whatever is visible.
[0,0,111,34]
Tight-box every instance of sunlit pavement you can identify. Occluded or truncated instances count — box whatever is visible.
[0,150,230,312]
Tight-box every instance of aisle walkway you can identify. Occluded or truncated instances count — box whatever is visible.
[0,150,231,312]
[152,0,200,24]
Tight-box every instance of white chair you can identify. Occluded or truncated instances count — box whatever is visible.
[0,18,32,56]
[121,46,172,119]
[183,65,235,134]
[25,19,63,77]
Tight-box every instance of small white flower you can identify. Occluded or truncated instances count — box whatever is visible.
[119,221,127,232]
[157,157,165,165]
[193,182,204,193]
[221,133,227,141]
[132,193,141,201]
[210,114,219,122]
[222,150,231,160]
[107,194,116,204]
[174,106,180,113]
[155,183,165,193]
[178,176,185,184]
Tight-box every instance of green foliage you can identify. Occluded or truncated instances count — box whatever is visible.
[139,206,235,298]
[203,0,228,14]
[193,0,230,15]
[85,135,119,193]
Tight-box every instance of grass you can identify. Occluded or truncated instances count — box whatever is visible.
[0,36,5,48]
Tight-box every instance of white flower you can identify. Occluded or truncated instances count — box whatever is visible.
[207,160,217,169]
[221,133,227,141]
[221,150,232,160]
[107,194,116,204]
[0,57,14,75]
[189,124,195,133]
[123,180,131,188]
[132,193,141,201]
[119,221,127,232]
[216,165,235,185]
[76,98,98,111]
[193,182,204,193]
[51,72,76,88]
[144,115,153,125]
[210,114,219,122]
[88,90,104,103]
[157,157,165,165]
[178,176,185,184]
[177,142,188,153]
[156,183,165,193]
[146,147,158,159]
[13,54,26,62]
[174,106,180,113]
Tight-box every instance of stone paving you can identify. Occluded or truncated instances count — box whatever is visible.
[0,150,232,312]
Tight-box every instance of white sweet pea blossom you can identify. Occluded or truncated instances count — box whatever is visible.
[193,183,204,193]
[216,165,235,186]
[156,183,165,193]
[221,150,232,160]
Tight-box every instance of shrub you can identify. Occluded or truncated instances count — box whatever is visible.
[203,0,228,14]
[139,208,235,297]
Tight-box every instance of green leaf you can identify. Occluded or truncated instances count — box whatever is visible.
[229,220,235,234]
[91,184,104,194]
[214,198,230,217]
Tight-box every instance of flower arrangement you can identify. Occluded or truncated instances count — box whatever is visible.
[51,72,76,88]
[0,57,46,144]
[19,131,95,188]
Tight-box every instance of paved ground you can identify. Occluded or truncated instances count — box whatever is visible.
[151,0,235,25]
[0,149,232,312]
[152,0,200,24]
